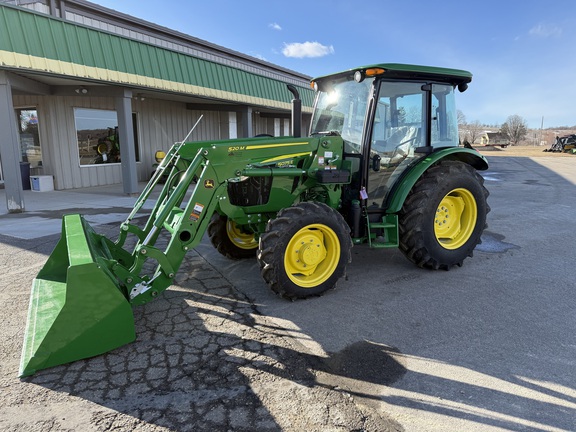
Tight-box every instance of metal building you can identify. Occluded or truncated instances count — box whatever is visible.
[0,0,313,212]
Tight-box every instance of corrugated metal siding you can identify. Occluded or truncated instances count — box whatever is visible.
[38,95,124,189]
[0,6,315,108]
[63,9,306,88]
[12,94,230,189]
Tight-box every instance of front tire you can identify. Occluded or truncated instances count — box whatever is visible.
[398,161,490,270]
[208,214,258,259]
[257,202,352,299]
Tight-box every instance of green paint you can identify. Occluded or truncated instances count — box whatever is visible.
[0,5,314,106]
[386,148,488,213]
[19,215,135,377]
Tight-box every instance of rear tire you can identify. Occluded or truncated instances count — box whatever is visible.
[398,161,490,270]
[208,214,257,259]
[257,202,352,299]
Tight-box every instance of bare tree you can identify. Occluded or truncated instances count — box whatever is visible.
[500,115,528,145]
[465,120,485,145]
[457,110,467,126]
[459,119,484,145]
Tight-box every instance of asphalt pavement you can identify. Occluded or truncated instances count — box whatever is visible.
[1,154,575,431]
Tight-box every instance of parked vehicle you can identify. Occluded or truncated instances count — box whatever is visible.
[543,134,576,153]
[20,63,489,376]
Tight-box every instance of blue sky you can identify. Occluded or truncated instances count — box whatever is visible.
[95,0,576,129]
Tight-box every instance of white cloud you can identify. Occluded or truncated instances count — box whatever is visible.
[529,23,562,38]
[282,41,335,58]
[269,23,282,31]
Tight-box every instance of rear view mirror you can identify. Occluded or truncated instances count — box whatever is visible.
[372,154,381,172]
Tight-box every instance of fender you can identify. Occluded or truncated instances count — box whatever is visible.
[386,147,488,214]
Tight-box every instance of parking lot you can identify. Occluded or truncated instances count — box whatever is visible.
[1,150,575,431]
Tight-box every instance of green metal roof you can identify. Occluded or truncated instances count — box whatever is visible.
[0,5,314,109]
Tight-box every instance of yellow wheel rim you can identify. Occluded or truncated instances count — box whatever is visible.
[284,224,341,288]
[96,142,108,155]
[226,220,257,250]
[434,188,478,250]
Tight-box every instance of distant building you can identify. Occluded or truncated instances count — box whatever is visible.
[0,0,313,212]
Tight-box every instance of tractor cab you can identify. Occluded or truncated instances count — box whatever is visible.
[310,64,472,211]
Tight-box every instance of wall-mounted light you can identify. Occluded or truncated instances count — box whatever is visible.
[135,93,145,101]
[75,86,88,94]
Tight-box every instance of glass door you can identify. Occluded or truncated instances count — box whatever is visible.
[17,108,43,173]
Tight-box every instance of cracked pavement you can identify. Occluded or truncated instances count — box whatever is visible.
[0,222,400,432]
[2,153,576,431]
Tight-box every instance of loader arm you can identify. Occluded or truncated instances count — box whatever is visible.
[125,156,226,305]
[92,135,347,306]
[21,135,351,376]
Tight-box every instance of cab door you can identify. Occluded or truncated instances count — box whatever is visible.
[365,81,428,208]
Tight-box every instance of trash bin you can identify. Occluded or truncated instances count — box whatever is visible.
[20,162,31,190]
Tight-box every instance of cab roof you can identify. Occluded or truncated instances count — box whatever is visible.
[312,63,473,86]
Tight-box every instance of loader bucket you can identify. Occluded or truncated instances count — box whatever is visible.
[19,214,135,377]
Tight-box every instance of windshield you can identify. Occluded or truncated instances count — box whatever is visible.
[310,77,373,152]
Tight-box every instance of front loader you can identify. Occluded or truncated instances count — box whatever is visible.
[20,63,489,377]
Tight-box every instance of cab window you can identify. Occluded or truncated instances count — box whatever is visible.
[371,81,425,167]
[431,84,458,147]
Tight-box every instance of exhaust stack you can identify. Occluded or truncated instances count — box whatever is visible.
[287,85,302,138]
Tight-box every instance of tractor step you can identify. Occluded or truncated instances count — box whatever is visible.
[366,214,399,249]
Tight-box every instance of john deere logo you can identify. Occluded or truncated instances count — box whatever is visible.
[204,179,215,189]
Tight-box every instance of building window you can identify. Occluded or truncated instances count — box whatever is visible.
[74,108,139,166]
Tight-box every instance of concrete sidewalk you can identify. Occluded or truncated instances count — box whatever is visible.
[0,183,154,239]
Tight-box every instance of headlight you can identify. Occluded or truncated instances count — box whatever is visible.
[354,71,364,83]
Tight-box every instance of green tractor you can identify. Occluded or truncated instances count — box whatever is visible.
[20,63,489,377]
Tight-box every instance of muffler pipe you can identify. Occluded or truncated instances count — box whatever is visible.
[287,84,302,138]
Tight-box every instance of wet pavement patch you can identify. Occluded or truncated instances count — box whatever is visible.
[476,231,520,253]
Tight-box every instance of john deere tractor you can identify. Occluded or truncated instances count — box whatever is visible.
[20,63,489,376]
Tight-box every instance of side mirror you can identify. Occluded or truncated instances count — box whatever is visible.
[372,154,381,172]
